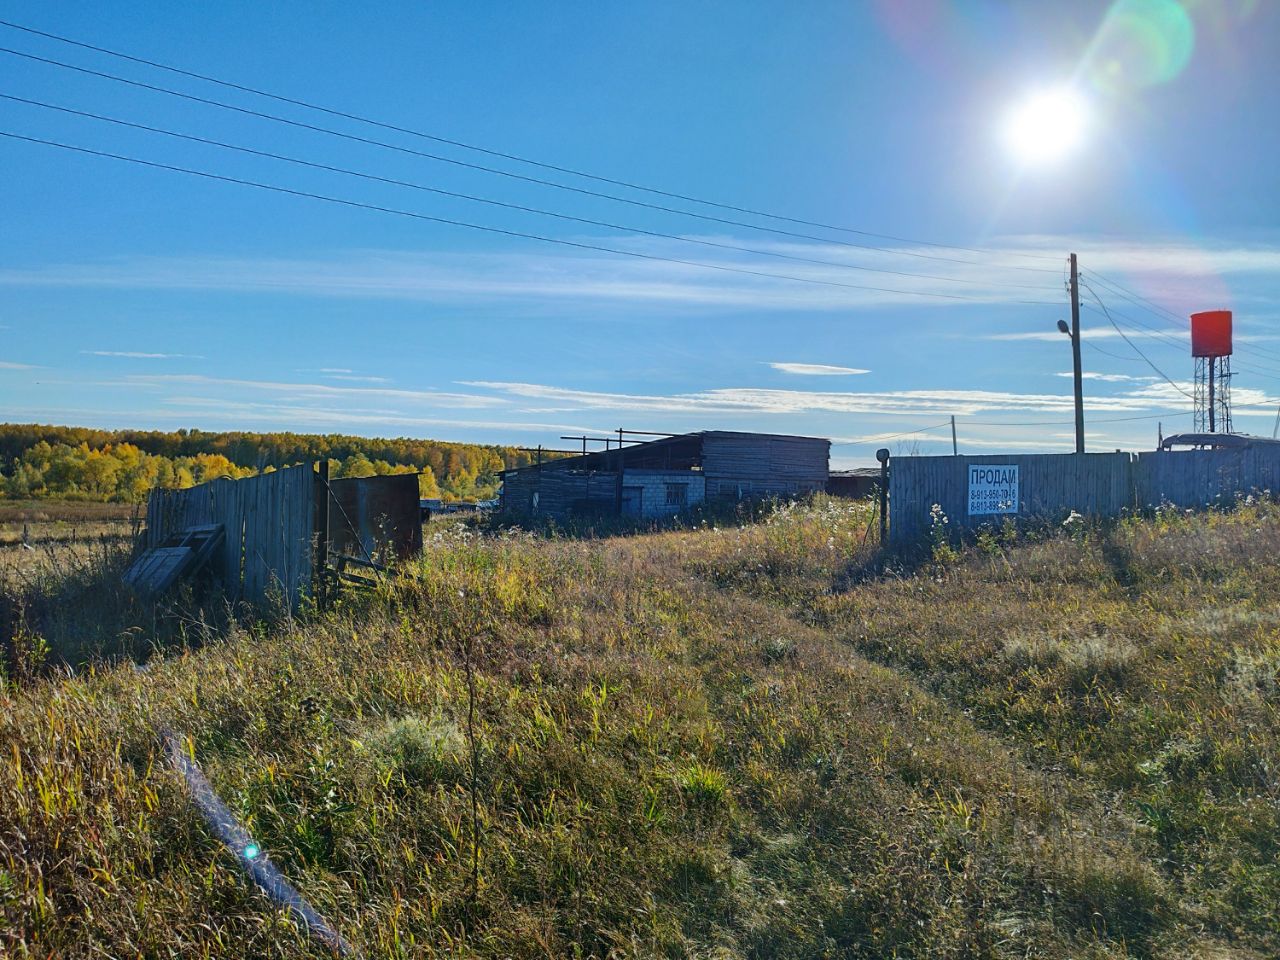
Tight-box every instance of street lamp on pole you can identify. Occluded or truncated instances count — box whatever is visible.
[1059,252,1085,453]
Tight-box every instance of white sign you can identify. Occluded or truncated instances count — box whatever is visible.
[967,464,1019,515]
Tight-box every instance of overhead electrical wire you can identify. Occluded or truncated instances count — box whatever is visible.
[0,16,1065,267]
[0,128,1067,305]
[0,92,1056,291]
[831,422,953,446]
[831,410,1189,451]
[6,21,1276,442]
[1086,268,1280,367]
[0,45,1066,276]
[834,408,1190,445]
[967,411,1186,427]
[1083,339,1147,363]
[1080,280,1193,399]
[1079,289,1280,385]
[1080,302,1188,352]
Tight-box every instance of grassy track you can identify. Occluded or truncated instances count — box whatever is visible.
[1,499,1276,957]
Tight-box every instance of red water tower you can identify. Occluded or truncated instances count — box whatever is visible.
[1190,310,1233,433]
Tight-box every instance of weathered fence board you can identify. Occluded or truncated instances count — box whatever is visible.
[889,453,1134,545]
[1135,447,1280,507]
[143,462,315,609]
[890,447,1280,545]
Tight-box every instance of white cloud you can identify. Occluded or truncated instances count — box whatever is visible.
[0,243,1078,313]
[82,350,203,359]
[2,236,1278,320]
[112,374,505,408]
[1008,235,1280,276]
[295,367,389,383]
[1056,371,1157,382]
[984,327,1186,342]
[769,362,871,376]
[157,395,594,433]
[0,360,38,369]
[461,380,1191,419]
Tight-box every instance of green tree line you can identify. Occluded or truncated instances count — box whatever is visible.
[0,423,560,503]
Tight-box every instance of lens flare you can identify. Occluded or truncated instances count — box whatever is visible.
[1086,0,1195,92]
[1001,87,1089,167]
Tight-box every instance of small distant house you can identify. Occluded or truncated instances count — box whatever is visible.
[827,468,882,500]
[499,430,830,521]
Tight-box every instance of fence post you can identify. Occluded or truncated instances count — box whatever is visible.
[876,448,890,546]
[315,459,331,610]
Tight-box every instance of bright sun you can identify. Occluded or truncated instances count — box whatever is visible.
[1002,87,1089,166]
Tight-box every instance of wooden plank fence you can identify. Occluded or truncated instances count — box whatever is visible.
[1134,447,1280,507]
[145,462,315,609]
[889,447,1280,545]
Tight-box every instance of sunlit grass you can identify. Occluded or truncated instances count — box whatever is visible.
[1,495,1278,956]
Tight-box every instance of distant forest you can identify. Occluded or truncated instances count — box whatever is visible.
[0,424,559,503]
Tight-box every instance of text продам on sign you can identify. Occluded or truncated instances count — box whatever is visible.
[967,464,1019,516]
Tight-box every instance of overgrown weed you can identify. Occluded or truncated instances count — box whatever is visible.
[1,497,1277,956]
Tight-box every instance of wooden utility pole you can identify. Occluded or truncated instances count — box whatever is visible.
[950,415,958,456]
[1069,253,1085,453]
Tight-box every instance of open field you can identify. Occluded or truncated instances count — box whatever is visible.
[2,498,1279,957]
[0,499,140,548]
[0,499,141,523]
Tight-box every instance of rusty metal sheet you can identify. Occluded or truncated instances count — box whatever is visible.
[327,473,423,564]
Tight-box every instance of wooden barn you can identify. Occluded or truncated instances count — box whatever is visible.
[499,430,830,521]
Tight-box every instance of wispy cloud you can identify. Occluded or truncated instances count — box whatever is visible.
[0,241,1088,313]
[158,395,593,433]
[1056,371,1157,382]
[114,374,505,409]
[294,367,389,383]
[983,328,1186,342]
[0,360,39,369]
[1011,235,1280,276]
[769,362,870,376]
[462,380,1191,418]
[82,350,205,359]
[4,236,1279,317]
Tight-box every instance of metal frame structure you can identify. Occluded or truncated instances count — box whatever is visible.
[1193,354,1233,434]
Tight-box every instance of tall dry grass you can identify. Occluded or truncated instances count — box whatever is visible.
[0,496,1275,957]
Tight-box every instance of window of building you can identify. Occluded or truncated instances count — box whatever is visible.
[665,483,688,506]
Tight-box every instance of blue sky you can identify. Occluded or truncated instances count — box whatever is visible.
[3,0,1279,465]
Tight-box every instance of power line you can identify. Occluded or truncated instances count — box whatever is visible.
[832,422,953,446]
[1083,339,1146,363]
[967,412,1187,427]
[0,16,1065,267]
[0,92,1056,291]
[833,409,1187,443]
[0,44,1065,276]
[1086,269,1280,367]
[1080,303,1188,352]
[1079,295,1280,385]
[1086,270,1189,325]
[1080,280,1193,399]
[0,128,1066,305]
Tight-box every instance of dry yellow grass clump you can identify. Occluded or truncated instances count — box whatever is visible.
[1,497,1278,958]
